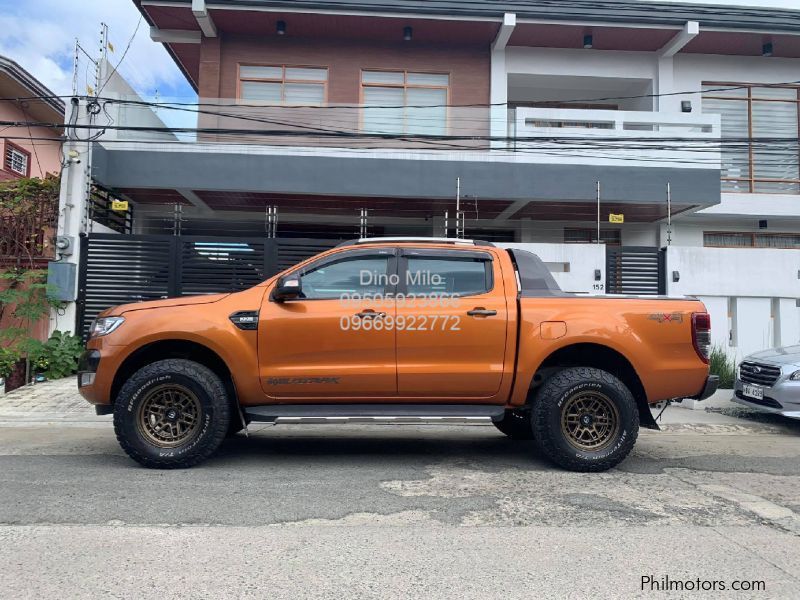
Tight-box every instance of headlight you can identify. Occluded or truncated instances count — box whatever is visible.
[790,370,800,381]
[89,316,125,337]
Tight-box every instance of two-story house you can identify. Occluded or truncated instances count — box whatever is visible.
[57,0,800,358]
[0,56,63,182]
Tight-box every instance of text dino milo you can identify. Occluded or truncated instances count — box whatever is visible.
[338,269,462,332]
[641,575,766,593]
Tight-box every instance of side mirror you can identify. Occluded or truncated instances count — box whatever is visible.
[271,274,302,302]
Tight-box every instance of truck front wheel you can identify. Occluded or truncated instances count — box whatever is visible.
[531,367,638,472]
[113,359,230,469]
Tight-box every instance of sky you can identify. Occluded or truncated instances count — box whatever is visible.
[0,0,797,102]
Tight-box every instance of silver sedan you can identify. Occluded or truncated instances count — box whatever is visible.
[733,345,800,419]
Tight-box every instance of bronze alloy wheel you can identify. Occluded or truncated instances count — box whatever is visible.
[560,391,621,452]
[136,384,203,448]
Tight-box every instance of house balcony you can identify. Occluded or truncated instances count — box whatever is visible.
[89,94,722,226]
[509,107,720,170]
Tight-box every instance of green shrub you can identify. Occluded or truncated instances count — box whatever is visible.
[709,345,736,389]
[0,347,20,379]
[28,331,83,380]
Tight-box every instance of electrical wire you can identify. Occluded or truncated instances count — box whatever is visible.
[3,79,800,110]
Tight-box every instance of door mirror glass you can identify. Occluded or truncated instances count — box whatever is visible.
[271,274,303,302]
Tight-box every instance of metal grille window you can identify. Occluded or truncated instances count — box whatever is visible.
[702,84,800,194]
[4,142,30,176]
[704,231,800,249]
[361,70,449,135]
[238,65,328,104]
[564,228,621,246]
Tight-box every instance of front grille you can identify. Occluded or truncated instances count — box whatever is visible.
[738,361,781,387]
[735,391,783,409]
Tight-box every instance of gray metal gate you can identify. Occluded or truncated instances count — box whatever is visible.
[76,233,337,338]
[605,246,666,296]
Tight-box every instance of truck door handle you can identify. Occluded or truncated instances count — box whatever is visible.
[467,308,497,317]
[355,310,386,319]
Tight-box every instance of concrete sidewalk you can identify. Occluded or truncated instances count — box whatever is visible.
[1,376,797,435]
[0,376,109,425]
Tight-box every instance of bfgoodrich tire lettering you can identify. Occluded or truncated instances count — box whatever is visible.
[114,359,230,469]
[531,367,638,472]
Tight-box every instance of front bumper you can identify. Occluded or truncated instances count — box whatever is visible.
[691,375,719,401]
[733,377,800,420]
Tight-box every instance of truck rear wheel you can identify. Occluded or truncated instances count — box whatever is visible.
[113,359,230,469]
[531,367,638,472]
[493,409,534,440]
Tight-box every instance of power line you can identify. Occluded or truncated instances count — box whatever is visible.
[3,79,800,110]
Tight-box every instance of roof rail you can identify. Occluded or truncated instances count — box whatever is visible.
[336,237,495,248]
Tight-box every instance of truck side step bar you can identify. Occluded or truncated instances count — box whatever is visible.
[244,404,506,424]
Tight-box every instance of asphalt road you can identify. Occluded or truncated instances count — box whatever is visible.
[1,420,799,599]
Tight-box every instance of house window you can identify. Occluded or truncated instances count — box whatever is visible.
[564,228,621,246]
[702,83,800,194]
[361,70,449,135]
[4,142,30,177]
[704,231,800,249]
[238,65,328,104]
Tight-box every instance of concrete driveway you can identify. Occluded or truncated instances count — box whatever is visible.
[0,378,798,598]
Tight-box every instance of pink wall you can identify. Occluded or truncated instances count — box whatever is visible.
[0,100,62,179]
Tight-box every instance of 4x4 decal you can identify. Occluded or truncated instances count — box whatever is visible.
[648,313,684,324]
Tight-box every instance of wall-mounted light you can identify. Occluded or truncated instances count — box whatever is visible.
[672,271,680,283]
[681,100,692,113]
[403,26,413,41]
[583,34,593,49]
[762,41,773,56]
[276,20,286,35]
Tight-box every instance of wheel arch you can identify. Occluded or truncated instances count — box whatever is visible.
[529,342,658,430]
[110,339,239,414]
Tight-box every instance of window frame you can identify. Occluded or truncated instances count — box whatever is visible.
[703,230,800,249]
[564,227,622,246]
[3,140,31,178]
[277,248,399,302]
[397,248,495,298]
[359,69,451,135]
[237,63,329,105]
[702,81,800,194]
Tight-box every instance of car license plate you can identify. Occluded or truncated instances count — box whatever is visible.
[742,384,764,400]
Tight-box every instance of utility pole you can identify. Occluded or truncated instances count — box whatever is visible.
[359,208,368,238]
[72,38,80,97]
[455,177,465,239]
[666,182,673,246]
[95,23,109,94]
[596,180,601,244]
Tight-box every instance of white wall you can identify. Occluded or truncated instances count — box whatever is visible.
[501,242,605,293]
[667,246,800,359]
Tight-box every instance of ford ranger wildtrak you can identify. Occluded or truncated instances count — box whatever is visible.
[78,238,718,472]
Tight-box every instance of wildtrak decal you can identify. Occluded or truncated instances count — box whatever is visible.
[266,377,341,385]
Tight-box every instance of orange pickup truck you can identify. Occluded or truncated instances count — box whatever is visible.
[78,238,717,472]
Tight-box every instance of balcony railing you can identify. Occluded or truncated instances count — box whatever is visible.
[510,107,721,169]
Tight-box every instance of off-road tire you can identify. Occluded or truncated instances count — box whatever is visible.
[531,367,638,472]
[113,359,230,469]
[493,409,534,440]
